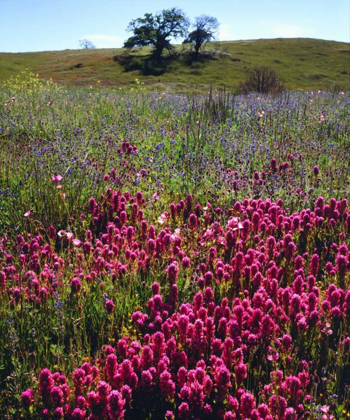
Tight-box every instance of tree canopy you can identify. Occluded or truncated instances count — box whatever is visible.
[184,15,219,57]
[124,8,190,58]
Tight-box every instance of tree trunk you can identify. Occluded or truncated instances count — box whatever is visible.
[153,40,164,60]
[194,43,200,60]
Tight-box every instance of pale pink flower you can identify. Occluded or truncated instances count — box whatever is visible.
[320,405,330,414]
[52,174,63,184]
[227,217,243,231]
[158,212,168,224]
[58,230,73,240]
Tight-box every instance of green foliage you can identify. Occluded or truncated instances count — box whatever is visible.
[124,8,190,58]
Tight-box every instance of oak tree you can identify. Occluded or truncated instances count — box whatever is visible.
[124,8,189,59]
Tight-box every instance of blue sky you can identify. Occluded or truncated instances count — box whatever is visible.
[0,0,349,53]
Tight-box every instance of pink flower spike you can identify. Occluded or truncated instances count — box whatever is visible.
[61,193,66,199]
[24,211,32,217]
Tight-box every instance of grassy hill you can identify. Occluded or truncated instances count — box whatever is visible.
[0,38,349,92]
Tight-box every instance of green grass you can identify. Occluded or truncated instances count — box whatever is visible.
[1,38,349,92]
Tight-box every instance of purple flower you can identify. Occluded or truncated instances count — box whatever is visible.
[166,263,179,284]
[70,277,82,294]
[159,370,175,400]
[165,411,175,420]
[51,386,64,407]
[189,213,198,229]
[240,391,256,417]
[105,299,115,314]
[21,389,35,409]
[107,390,125,420]
[39,368,54,401]
[178,402,190,418]
[181,257,191,269]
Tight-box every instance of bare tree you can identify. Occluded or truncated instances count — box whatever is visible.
[79,39,96,49]
[239,66,285,94]
[184,15,219,58]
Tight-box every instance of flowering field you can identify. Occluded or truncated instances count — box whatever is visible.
[0,73,349,419]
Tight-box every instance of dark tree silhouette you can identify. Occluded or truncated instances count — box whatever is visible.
[124,8,189,59]
[184,15,219,58]
[240,66,285,94]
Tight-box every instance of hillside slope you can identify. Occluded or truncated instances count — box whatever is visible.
[0,38,349,92]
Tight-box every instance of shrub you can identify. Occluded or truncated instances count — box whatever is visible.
[239,65,285,94]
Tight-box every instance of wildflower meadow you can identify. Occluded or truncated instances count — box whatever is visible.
[0,72,349,419]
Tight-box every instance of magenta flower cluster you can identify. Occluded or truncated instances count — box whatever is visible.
[7,188,349,419]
